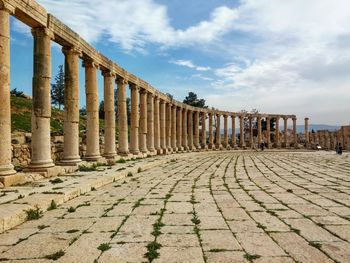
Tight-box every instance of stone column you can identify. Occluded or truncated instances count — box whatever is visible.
[102,70,117,159]
[129,84,139,155]
[160,100,167,153]
[166,103,172,151]
[182,108,188,150]
[266,117,271,148]
[0,5,16,181]
[283,117,288,148]
[154,96,161,154]
[216,113,222,149]
[304,117,309,148]
[231,115,237,148]
[176,107,183,151]
[194,111,200,149]
[117,78,129,155]
[275,116,280,148]
[84,60,101,161]
[147,92,155,153]
[139,89,148,154]
[201,112,207,149]
[171,105,177,151]
[60,47,82,165]
[188,110,194,150]
[223,115,229,148]
[249,116,253,148]
[239,116,245,148]
[208,113,214,149]
[292,117,297,147]
[257,116,262,146]
[29,28,55,169]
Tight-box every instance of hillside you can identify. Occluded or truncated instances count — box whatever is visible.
[10,96,106,135]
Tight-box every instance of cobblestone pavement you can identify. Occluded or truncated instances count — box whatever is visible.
[0,151,349,263]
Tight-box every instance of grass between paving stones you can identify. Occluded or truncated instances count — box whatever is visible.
[244,253,261,260]
[47,200,57,211]
[144,156,214,262]
[49,178,64,184]
[97,243,111,251]
[45,250,65,260]
[25,206,43,220]
[250,154,350,257]
[67,206,76,213]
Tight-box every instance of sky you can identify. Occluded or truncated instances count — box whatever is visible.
[9,0,350,126]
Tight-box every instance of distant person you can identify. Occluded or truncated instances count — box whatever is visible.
[338,144,343,155]
[335,143,339,154]
[260,141,265,151]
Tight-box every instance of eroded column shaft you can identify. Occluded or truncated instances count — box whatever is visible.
[139,89,148,153]
[239,116,244,147]
[103,71,116,159]
[266,117,271,148]
[188,110,194,150]
[201,112,207,148]
[117,79,129,155]
[176,107,183,150]
[275,117,280,148]
[84,60,101,161]
[129,84,139,155]
[257,117,262,145]
[249,117,253,148]
[231,115,236,147]
[0,8,15,176]
[153,97,160,152]
[284,117,288,148]
[208,113,214,149]
[216,114,222,149]
[182,109,188,150]
[223,115,228,147]
[160,100,167,151]
[194,111,200,149]
[147,93,155,152]
[171,105,177,150]
[30,28,54,168]
[61,47,81,165]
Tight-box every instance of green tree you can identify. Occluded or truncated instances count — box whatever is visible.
[183,92,207,108]
[99,100,105,120]
[51,65,65,110]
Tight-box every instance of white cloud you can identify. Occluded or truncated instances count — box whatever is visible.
[35,0,238,51]
[170,60,211,71]
[204,0,350,125]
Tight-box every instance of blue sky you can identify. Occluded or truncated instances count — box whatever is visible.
[10,0,350,125]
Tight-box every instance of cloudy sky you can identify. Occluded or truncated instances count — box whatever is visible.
[10,0,350,125]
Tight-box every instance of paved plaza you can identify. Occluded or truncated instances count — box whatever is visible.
[0,151,349,263]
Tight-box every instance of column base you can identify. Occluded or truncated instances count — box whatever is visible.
[201,145,208,151]
[117,151,130,157]
[0,164,16,176]
[226,145,231,150]
[24,165,63,178]
[0,173,25,187]
[58,157,82,166]
[84,155,104,162]
[215,144,223,150]
[177,146,184,152]
[103,152,117,160]
[27,160,55,169]
[171,146,178,152]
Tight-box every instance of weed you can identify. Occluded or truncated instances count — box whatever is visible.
[287,189,293,193]
[137,167,142,173]
[47,200,57,211]
[67,206,76,213]
[38,225,49,230]
[45,250,65,260]
[116,158,126,164]
[244,253,261,260]
[127,172,133,177]
[25,206,43,220]
[209,248,229,252]
[91,187,97,191]
[49,178,64,184]
[97,243,111,251]
[309,241,322,249]
[257,223,266,230]
[66,229,79,233]
[18,194,25,199]
[144,241,161,261]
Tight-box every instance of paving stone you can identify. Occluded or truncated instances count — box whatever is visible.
[271,232,333,263]
[98,242,148,263]
[154,247,204,263]
[319,241,350,263]
[157,233,199,247]
[206,251,248,263]
[235,232,286,257]
[201,230,242,251]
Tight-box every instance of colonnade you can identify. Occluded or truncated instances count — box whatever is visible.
[0,1,301,186]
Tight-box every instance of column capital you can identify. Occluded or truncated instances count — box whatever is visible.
[292,117,297,121]
[62,46,82,57]
[0,1,15,14]
[116,77,128,86]
[139,87,148,94]
[82,59,99,69]
[31,27,54,40]
[223,114,228,119]
[305,117,309,121]
[129,82,139,91]
[101,70,116,78]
